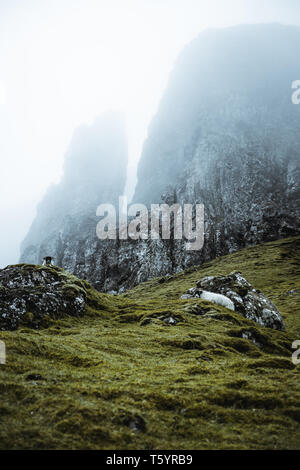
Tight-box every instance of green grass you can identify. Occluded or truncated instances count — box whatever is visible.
[0,236,299,449]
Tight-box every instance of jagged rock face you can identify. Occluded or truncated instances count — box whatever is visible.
[20,112,128,287]
[135,24,300,207]
[125,24,300,288]
[181,271,284,330]
[0,265,87,330]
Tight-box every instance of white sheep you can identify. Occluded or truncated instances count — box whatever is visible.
[198,290,235,311]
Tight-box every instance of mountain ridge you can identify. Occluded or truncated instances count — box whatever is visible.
[19,24,300,292]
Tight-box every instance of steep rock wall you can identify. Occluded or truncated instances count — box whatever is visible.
[20,112,128,288]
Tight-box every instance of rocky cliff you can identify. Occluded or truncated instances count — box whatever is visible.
[105,24,300,291]
[116,24,300,290]
[20,25,300,291]
[20,111,128,290]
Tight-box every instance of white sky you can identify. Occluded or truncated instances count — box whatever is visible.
[0,0,299,267]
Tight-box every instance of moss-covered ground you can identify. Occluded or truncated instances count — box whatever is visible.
[0,237,299,449]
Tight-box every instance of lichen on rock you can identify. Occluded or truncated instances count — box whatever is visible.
[0,264,87,330]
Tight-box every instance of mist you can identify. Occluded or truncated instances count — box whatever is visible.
[1,0,300,268]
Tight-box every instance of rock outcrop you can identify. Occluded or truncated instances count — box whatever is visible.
[0,264,88,330]
[181,271,285,330]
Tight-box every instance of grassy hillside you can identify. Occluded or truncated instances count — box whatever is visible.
[0,237,299,450]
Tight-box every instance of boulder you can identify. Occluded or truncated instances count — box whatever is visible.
[181,271,284,330]
[0,264,87,330]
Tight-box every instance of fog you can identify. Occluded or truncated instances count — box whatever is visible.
[0,0,300,268]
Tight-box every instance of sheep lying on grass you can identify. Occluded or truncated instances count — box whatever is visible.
[199,290,235,311]
[181,288,235,311]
